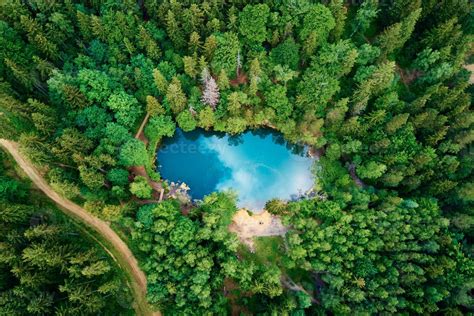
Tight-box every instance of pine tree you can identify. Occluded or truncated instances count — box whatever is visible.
[387,0,421,22]
[421,18,462,50]
[189,31,201,54]
[166,77,187,114]
[248,76,259,96]
[377,23,403,58]
[123,37,135,55]
[183,55,198,79]
[328,0,347,41]
[153,69,168,95]
[249,58,262,79]
[183,4,204,33]
[166,10,185,49]
[146,95,165,116]
[62,84,89,109]
[90,15,106,41]
[385,113,409,134]
[352,0,379,36]
[32,56,55,80]
[352,62,395,114]
[227,92,241,115]
[227,6,238,31]
[198,106,215,130]
[400,8,422,45]
[203,35,217,60]
[138,26,161,60]
[377,9,421,59]
[4,58,32,90]
[207,18,221,34]
[217,69,230,90]
[76,10,92,40]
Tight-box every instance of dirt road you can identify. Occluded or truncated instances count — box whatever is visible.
[0,139,159,316]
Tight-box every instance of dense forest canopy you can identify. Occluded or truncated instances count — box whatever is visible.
[0,0,473,314]
[0,149,133,315]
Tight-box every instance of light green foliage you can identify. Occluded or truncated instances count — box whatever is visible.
[356,161,387,179]
[119,139,148,167]
[198,106,215,130]
[106,91,142,128]
[146,95,165,116]
[183,55,198,78]
[77,69,112,103]
[165,77,187,114]
[153,68,168,94]
[129,176,152,199]
[176,110,197,131]
[217,69,230,90]
[226,117,248,134]
[144,115,176,143]
[385,113,409,134]
[79,165,105,190]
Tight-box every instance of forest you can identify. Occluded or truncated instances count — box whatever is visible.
[0,149,133,314]
[0,0,473,314]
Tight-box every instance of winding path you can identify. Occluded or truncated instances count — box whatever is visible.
[0,139,159,316]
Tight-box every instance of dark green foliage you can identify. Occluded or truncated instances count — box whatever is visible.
[239,4,270,45]
[131,193,239,314]
[269,37,300,70]
[107,168,130,187]
[0,0,472,314]
[211,32,240,77]
[0,150,131,315]
[282,197,473,314]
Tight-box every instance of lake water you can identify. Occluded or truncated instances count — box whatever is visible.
[157,129,314,211]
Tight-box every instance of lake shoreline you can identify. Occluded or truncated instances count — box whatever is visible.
[156,128,315,211]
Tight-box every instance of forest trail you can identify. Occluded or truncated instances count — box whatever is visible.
[0,139,160,316]
[135,112,150,142]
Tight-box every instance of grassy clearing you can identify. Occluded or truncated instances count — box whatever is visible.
[252,236,285,265]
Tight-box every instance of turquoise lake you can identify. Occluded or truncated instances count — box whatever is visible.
[157,129,314,210]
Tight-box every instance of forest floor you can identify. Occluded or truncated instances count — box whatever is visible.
[0,139,159,316]
[229,209,288,251]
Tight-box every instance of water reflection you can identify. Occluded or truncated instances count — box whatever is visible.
[158,129,314,211]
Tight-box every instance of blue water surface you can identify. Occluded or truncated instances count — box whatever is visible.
[157,129,314,210]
